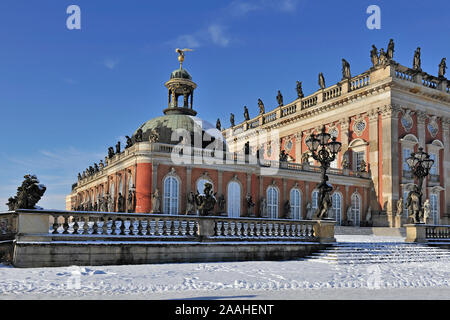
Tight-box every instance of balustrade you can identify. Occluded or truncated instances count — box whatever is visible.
[425,225,450,240]
[350,74,370,90]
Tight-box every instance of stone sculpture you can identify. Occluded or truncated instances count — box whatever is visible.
[359,160,367,172]
[216,119,221,131]
[423,199,431,224]
[151,188,161,213]
[246,194,255,215]
[396,197,404,216]
[379,48,387,65]
[366,206,372,223]
[346,205,353,225]
[406,185,422,223]
[194,183,216,216]
[149,129,159,143]
[370,45,379,67]
[276,90,283,107]
[342,59,351,79]
[127,189,135,213]
[260,197,268,218]
[115,141,121,154]
[258,99,265,114]
[106,193,113,212]
[438,58,447,78]
[218,194,226,212]
[244,106,250,121]
[6,174,46,210]
[230,113,235,127]
[387,39,395,60]
[279,150,288,162]
[186,191,196,215]
[413,47,422,71]
[284,200,291,219]
[318,73,326,89]
[108,147,115,159]
[306,202,313,220]
[313,177,333,220]
[135,128,143,143]
[296,81,304,99]
[125,136,133,149]
[117,193,124,212]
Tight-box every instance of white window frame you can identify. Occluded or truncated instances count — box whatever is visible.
[163,176,179,215]
[227,181,241,218]
[267,186,279,219]
[290,188,301,220]
[350,193,361,226]
[331,192,342,225]
[311,190,319,210]
[430,193,439,225]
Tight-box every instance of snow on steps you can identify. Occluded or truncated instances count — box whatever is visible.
[303,242,450,264]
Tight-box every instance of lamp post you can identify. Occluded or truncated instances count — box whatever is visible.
[305,126,342,219]
[405,147,434,223]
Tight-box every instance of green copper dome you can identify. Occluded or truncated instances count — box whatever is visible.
[170,68,192,80]
[134,115,225,147]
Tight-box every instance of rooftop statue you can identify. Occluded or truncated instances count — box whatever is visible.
[216,118,221,131]
[134,129,143,143]
[244,106,250,121]
[230,113,235,127]
[258,99,265,114]
[379,48,388,65]
[175,48,194,69]
[115,141,121,154]
[387,39,395,60]
[276,90,283,107]
[438,58,447,78]
[108,147,115,159]
[370,44,379,67]
[125,136,133,149]
[342,59,351,80]
[149,129,159,143]
[318,72,326,89]
[413,47,422,71]
[296,81,304,99]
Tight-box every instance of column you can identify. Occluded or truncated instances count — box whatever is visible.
[368,108,380,210]
[380,105,401,216]
[339,118,350,160]
[443,119,450,217]
[295,132,302,163]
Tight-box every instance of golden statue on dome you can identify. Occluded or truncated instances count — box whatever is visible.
[175,48,193,69]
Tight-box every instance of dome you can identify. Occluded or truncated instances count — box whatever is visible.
[170,68,192,80]
[134,114,225,147]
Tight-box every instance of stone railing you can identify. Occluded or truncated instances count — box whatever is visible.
[323,85,342,101]
[263,111,277,124]
[301,94,317,109]
[350,73,370,91]
[10,210,335,243]
[405,223,450,243]
[281,103,297,117]
[422,76,438,89]
[394,65,415,82]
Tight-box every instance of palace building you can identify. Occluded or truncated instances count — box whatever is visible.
[67,41,450,227]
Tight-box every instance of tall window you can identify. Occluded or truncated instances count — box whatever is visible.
[311,190,319,210]
[290,189,301,220]
[163,176,179,215]
[118,175,123,196]
[267,187,279,219]
[350,193,361,226]
[430,193,439,224]
[330,154,338,169]
[227,181,241,218]
[402,148,412,172]
[354,151,365,171]
[331,193,342,225]
[429,153,438,176]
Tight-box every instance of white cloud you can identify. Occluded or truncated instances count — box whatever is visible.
[208,24,230,47]
[228,1,261,16]
[103,58,120,70]
[172,34,202,49]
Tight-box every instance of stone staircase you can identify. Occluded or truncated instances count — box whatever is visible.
[305,242,450,264]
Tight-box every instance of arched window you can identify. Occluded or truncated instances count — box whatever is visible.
[227,181,241,218]
[430,193,439,225]
[267,186,279,219]
[290,188,301,220]
[163,176,179,215]
[331,193,342,225]
[311,190,319,210]
[350,193,361,226]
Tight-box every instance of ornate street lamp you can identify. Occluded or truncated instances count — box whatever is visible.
[405,147,434,223]
[306,126,342,219]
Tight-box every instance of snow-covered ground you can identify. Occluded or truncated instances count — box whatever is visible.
[1,235,449,300]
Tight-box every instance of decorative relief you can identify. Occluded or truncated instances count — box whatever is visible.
[427,115,439,138]
[401,109,414,132]
[353,118,367,137]
[283,135,294,153]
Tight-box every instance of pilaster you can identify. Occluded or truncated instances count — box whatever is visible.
[443,118,450,215]
[368,108,380,210]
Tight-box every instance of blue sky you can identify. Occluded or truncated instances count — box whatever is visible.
[0,0,449,210]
